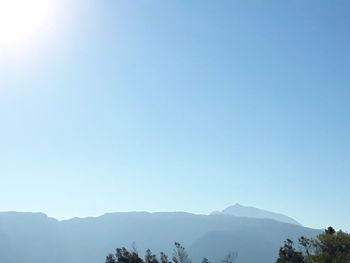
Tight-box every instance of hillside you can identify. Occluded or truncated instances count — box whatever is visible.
[0,211,319,263]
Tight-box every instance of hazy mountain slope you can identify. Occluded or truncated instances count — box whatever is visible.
[190,216,316,263]
[216,204,302,226]
[0,211,319,263]
[0,212,64,263]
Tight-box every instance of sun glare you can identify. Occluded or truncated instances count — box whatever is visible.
[0,0,51,46]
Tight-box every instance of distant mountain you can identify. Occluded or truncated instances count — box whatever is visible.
[212,203,302,226]
[0,210,317,263]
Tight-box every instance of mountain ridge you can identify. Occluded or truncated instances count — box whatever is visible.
[211,203,302,226]
[0,208,319,263]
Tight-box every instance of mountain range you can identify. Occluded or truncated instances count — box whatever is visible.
[0,205,320,263]
[211,203,302,226]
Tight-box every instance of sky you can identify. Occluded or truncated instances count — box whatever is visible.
[0,0,349,231]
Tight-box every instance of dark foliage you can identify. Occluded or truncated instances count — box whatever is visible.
[276,227,350,263]
[106,243,236,263]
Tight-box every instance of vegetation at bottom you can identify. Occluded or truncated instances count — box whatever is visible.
[106,242,237,263]
[106,227,350,263]
[277,227,350,263]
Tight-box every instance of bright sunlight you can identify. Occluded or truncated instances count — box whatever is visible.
[0,0,50,46]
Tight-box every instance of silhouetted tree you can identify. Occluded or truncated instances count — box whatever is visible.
[276,227,350,263]
[106,254,116,263]
[107,243,190,263]
[221,252,237,263]
[106,247,144,263]
[160,252,171,263]
[145,249,159,263]
[106,242,237,263]
[201,258,210,263]
[277,239,305,263]
[173,242,191,263]
[314,227,350,263]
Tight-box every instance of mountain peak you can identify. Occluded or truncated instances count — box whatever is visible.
[214,204,302,226]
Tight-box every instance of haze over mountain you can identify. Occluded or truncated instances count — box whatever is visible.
[211,204,302,226]
[0,206,320,263]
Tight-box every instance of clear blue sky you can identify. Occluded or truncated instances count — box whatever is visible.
[0,0,349,231]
